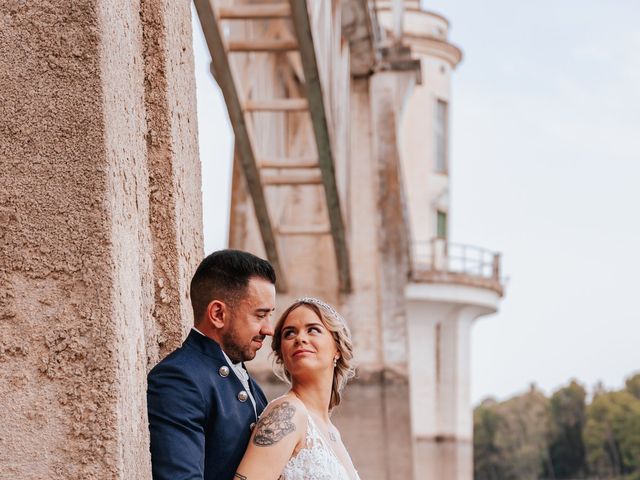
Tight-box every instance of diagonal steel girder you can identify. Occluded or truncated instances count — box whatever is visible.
[193,0,288,292]
[288,0,352,293]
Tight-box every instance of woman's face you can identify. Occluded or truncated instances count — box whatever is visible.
[280,305,338,377]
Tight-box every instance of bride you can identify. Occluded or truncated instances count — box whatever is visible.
[234,297,360,480]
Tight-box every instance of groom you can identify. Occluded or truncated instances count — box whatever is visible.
[147,249,276,480]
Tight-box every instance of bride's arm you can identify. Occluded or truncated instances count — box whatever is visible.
[234,397,307,480]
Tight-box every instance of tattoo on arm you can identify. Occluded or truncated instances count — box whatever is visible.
[253,401,297,446]
[234,474,247,480]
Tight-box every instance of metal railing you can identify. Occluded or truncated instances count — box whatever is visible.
[412,238,501,283]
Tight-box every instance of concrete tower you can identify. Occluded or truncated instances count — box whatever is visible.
[210,0,504,477]
[377,1,504,478]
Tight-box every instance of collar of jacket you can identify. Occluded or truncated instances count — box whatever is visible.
[184,329,228,363]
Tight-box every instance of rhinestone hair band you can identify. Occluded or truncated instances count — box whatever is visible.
[295,296,346,325]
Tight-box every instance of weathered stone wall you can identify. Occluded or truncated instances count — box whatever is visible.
[0,1,202,477]
[141,0,203,361]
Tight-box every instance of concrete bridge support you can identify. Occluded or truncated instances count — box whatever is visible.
[0,1,202,477]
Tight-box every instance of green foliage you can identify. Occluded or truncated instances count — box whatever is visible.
[474,373,640,480]
[474,387,551,480]
[496,388,551,480]
[584,389,640,477]
[545,381,587,478]
[626,373,640,400]
[474,400,507,480]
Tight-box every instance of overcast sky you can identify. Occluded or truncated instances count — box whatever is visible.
[191,0,640,404]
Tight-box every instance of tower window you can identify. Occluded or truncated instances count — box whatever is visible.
[435,323,442,384]
[437,210,447,239]
[435,99,448,173]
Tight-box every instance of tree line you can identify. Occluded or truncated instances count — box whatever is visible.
[474,372,640,480]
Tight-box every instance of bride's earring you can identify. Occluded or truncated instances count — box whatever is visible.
[333,356,338,367]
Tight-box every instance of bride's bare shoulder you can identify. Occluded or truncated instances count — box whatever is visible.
[235,394,309,478]
[265,392,308,413]
[253,393,308,447]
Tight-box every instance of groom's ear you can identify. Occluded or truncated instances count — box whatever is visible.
[206,300,227,329]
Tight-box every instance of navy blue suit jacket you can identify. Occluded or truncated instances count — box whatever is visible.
[147,330,268,480]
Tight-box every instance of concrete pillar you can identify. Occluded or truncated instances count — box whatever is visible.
[371,71,416,480]
[406,283,500,479]
[333,72,416,480]
[0,1,202,477]
[141,0,204,358]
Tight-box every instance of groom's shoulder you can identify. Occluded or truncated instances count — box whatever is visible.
[148,336,210,382]
[146,341,216,405]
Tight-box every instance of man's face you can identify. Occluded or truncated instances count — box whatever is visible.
[221,277,276,363]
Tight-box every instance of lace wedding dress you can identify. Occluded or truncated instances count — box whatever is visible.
[279,413,360,480]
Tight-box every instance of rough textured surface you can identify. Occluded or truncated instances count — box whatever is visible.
[141,0,203,362]
[99,0,155,476]
[0,0,202,477]
[0,2,120,477]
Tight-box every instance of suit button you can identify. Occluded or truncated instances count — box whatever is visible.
[218,366,230,377]
[237,390,249,402]
[250,422,256,431]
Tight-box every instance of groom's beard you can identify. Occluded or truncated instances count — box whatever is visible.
[221,326,264,363]
[221,333,247,363]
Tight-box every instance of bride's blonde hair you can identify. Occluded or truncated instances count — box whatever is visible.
[271,298,355,410]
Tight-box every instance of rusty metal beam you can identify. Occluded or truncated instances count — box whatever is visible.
[258,156,318,169]
[262,170,322,185]
[227,38,298,53]
[288,0,352,292]
[218,3,291,20]
[244,98,308,112]
[193,0,288,292]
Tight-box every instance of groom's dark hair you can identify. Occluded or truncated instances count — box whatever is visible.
[190,249,276,324]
